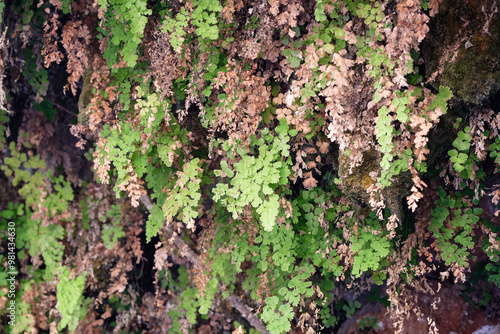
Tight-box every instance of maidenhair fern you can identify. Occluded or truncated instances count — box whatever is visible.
[1,142,88,332]
[430,187,481,268]
[5,0,500,332]
[162,158,203,227]
[98,0,151,66]
[213,118,291,232]
[56,268,88,331]
[350,213,391,277]
[101,204,125,249]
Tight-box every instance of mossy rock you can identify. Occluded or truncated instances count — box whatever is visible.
[338,148,411,221]
[77,68,93,126]
[338,149,379,208]
[422,0,500,105]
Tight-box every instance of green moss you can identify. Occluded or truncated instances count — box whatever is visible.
[441,46,500,105]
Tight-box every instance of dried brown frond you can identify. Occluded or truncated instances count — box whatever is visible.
[42,13,64,68]
[61,20,92,95]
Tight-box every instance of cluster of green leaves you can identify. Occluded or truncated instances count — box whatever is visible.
[190,0,222,40]
[22,48,48,98]
[343,300,361,318]
[98,85,171,183]
[0,204,24,303]
[97,0,151,67]
[2,140,47,208]
[350,212,391,279]
[56,267,89,331]
[162,0,222,52]
[205,174,396,333]
[376,85,452,187]
[351,1,391,80]
[0,204,52,334]
[11,280,38,333]
[319,301,338,328]
[448,126,477,178]
[13,0,44,29]
[165,267,205,333]
[213,119,292,232]
[140,113,195,242]
[482,222,500,287]
[354,1,383,29]
[282,31,305,69]
[318,294,365,329]
[159,0,229,127]
[0,0,4,25]
[162,158,203,227]
[21,40,60,123]
[16,173,73,280]
[430,187,481,267]
[489,136,500,164]
[35,100,57,122]
[101,204,126,249]
[90,74,202,243]
[374,96,408,186]
[203,194,316,332]
[375,104,396,187]
[359,316,378,330]
[101,121,143,184]
[486,261,500,287]
[162,8,189,53]
[0,142,88,332]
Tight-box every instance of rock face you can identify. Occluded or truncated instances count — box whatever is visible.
[337,149,411,222]
[337,149,380,210]
[337,282,499,334]
[77,68,93,127]
[422,0,500,105]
